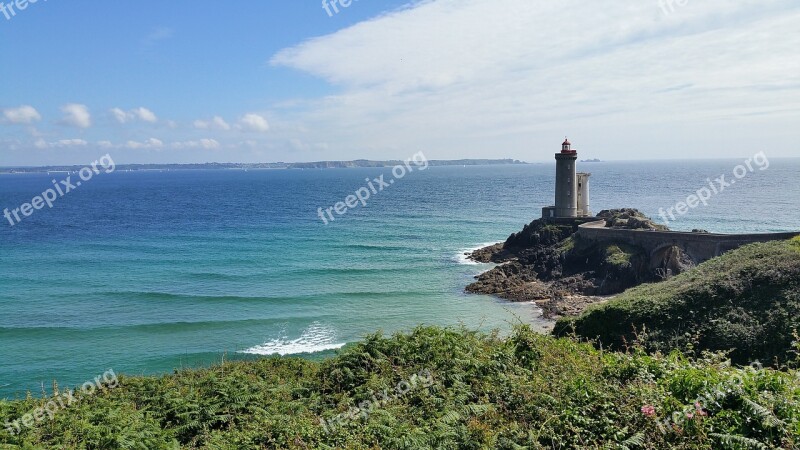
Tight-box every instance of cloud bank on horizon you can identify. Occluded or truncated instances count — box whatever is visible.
[1,0,798,165]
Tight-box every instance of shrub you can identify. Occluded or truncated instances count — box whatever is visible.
[2,325,798,449]
[554,239,800,366]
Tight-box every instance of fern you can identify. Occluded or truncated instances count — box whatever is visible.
[741,398,784,429]
[439,410,461,424]
[711,433,769,450]
[2,325,799,449]
[620,432,645,449]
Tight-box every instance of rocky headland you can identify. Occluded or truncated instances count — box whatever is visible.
[465,209,695,319]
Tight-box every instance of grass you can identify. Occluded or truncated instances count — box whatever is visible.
[603,244,635,267]
[555,239,800,366]
[557,236,576,254]
[2,326,799,449]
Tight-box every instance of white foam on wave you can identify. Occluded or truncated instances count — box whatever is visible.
[240,322,346,356]
[455,242,501,265]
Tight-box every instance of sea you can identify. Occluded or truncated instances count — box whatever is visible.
[1,158,799,398]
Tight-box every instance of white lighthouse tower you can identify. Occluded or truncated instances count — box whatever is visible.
[542,138,592,219]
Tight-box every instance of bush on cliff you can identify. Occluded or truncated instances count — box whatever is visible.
[554,239,800,366]
[2,326,799,449]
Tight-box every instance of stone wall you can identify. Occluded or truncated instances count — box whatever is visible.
[576,220,799,264]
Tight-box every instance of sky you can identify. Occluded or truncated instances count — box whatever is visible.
[0,0,798,166]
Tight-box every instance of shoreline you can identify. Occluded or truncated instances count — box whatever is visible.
[462,243,614,321]
[461,210,690,320]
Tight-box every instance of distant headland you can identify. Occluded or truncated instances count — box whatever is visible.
[0,159,526,174]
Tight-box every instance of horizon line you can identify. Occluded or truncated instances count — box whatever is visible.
[1,155,798,170]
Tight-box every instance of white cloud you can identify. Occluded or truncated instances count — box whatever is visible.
[199,138,220,149]
[194,116,231,131]
[125,138,164,149]
[125,140,145,149]
[239,113,270,132]
[269,0,800,160]
[57,139,88,147]
[110,107,129,124]
[41,139,89,148]
[98,140,114,149]
[171,139,221,150]
[133,107,158,123]
[110,107,158,124]
[60,104,92,129]
[2,105,41,124]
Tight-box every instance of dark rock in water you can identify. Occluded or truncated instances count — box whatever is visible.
[465,209,693,318]
[467,243,509,263]
[692,229,710,233]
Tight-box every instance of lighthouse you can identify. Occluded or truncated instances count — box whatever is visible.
[542,138,592,219]
[555,138,578,217]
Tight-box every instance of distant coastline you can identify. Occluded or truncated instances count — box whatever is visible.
[0,159,526,174]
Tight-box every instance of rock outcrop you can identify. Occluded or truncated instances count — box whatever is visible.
[465,209,694,318]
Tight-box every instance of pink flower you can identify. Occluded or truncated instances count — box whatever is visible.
[641,405,656,417]
[694,402,708,417]
[686,412,694,419]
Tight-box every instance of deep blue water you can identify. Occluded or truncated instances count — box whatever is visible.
[1,159,798,398]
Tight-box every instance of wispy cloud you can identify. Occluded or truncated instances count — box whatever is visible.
[270,0,800,159]
[194,116,232,131]
[142,27,174,48]
[34,138,89,149]
[171,138,221,150]
[5,1,799,163]
[110,107,158,124]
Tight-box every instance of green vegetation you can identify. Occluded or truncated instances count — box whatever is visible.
[555,239,800,366]
[557,236,576,254]
[602,244,636,268]
[2,326,799,449]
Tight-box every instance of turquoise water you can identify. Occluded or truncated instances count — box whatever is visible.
[1,159,799,398]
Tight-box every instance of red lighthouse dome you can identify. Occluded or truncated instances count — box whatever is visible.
[561,137,576,154]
